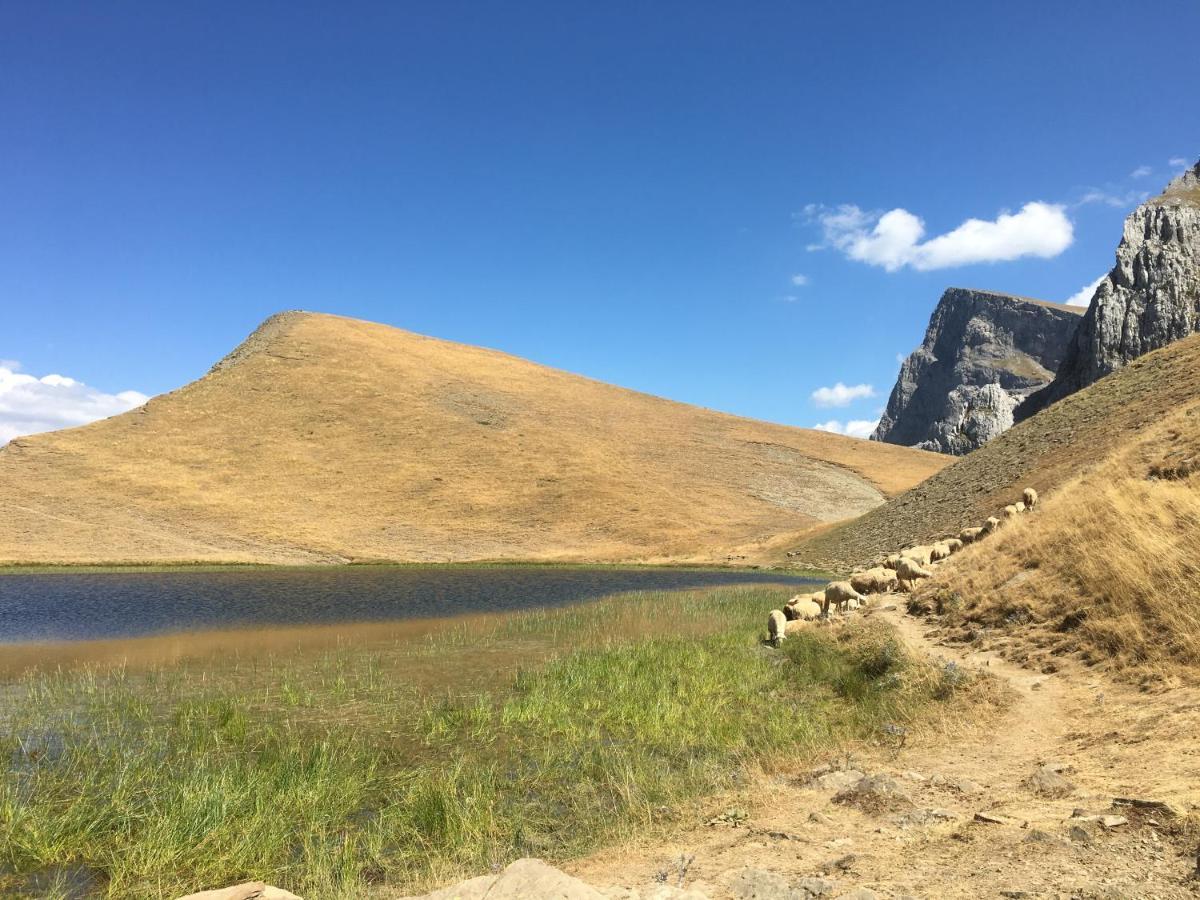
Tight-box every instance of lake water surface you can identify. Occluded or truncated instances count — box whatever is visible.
[0,565,817,645]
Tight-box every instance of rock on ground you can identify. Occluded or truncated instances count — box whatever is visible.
[175,884,302,900]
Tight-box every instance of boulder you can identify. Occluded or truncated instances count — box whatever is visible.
[175,884,302,900]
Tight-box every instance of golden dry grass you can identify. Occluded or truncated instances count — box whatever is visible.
[914,405,1200,675]
[0,312,947,566]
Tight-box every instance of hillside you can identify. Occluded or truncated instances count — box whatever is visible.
[0,312,947,566]
[873,287,1083,454]
[787,331,1200,571]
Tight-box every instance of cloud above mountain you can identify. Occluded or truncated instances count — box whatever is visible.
[806,201,1074,272]
[813,418,879,439]
[1065,274,1107,308]
[811,381,875,407]
[0,362,149,444]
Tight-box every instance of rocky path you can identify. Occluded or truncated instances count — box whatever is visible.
[555,604,1200,900]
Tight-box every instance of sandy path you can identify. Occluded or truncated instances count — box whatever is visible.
[567,604,1200,899]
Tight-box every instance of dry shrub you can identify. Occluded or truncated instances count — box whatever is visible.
[917,412,1200,675]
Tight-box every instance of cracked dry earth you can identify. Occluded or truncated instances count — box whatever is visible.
[560,605,1200,900]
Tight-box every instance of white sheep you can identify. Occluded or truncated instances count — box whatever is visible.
[1003,504,1019,519]
[896,557,932,581]
[930,542,952,562]
[824,581,866,615]
[784,598,822,621]
[901,545,934,566]
[882,554,904,571]
[1023,487,1038,509]
[850,566,898,595]
[768,609,788,643]
[960,526,984,544]
[983,516,1001,533]
[945,537,964,554]
[1015,500,1026,513]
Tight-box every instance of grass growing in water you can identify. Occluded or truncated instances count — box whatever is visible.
[0,587,978,898]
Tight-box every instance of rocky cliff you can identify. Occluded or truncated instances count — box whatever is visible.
[872,288,1083,454]
[1019,159,1200,419]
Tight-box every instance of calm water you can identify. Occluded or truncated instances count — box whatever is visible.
[0,565,816,644]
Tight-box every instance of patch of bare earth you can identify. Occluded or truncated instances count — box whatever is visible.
[560,605,1200,899]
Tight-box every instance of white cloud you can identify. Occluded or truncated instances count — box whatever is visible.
[1130,165,1153,179]
[811,381,876,408]
[813,418,879,439]
[1065,274,1107,308]
[807,201,1073,272]
[1169,157,1190,169]
[790,273,810,287]
[1077,188,1150,208]
[0,362,149,445]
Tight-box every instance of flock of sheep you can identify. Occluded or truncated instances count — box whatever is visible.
[767,487,1039,644]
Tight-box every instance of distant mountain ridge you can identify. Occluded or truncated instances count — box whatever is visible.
[1019,159,1200,419]
[0,312,947,566]
[871,288,1082,455]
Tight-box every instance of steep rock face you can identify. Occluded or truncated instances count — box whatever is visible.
[1020,160,1200,418]
[872,288,1083,455]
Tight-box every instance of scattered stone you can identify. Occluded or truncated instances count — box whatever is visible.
[1112,797,1181,819]
[176,884,303,900]
[893,808,958,827]
[818,855,856,874]
[833,774,912,814]
[808,811,834,825]
[834,889,878,900]
[973,811,1008,825]
[812,769,866,792]
[900,771,926,782]
[1023,829,1066,847]
[1069,825,1093,844]
[930,774,983,796]
[405,859,605,900]
[1099,815,1129,829]
[728,868,803,900]
[1025,765,1075,798]
[999,891,1032,899]
[795,877,837,898]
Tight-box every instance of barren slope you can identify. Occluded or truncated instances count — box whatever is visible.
[787,332,1200,571]
[0,312,947,566]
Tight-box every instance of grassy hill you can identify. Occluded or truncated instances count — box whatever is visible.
[787,331,1200,573]
[0,312,946,566]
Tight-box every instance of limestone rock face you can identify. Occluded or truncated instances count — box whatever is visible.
[1019,160,1200,419]
[872,288,1082,454]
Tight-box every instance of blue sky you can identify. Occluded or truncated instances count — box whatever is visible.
[2,1,1198,442]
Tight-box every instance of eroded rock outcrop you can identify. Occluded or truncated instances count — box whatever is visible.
[1019,159,1200,419]
[872,288,1082,454]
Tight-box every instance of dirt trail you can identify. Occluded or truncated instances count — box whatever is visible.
[568,604,1200,899]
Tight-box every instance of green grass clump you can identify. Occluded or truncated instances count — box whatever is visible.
[0,588,972,898]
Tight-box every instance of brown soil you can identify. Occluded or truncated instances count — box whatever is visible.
[782,333,1200,572]
[565,604,1200,899]
[0,312,947,566]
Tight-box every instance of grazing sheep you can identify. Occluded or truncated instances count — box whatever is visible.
[930,542,952,562]
[824,581,865,615]
[901,545,934,566]
[1003,504,1019,519]
[984,516,1001,534]
[1015,500,1026,513]
[784,618,813,637]
[882,554,904,571]
[768,609,788,643]
[960,526,984,544]
[896,557,932,581]
[1023,487,1038,509]
[850,566,898,595]
[945,538,964,554]
[784,598,822,621]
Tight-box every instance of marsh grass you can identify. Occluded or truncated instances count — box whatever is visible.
[0,587,970,898]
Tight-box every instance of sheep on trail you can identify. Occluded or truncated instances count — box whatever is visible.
[895,557,932,581]
[960,526,984,544]
[882,554,904,571]
[1003,504,1019,519]
[930,542,952,562]
[945,538,964,554]
[984,516,1001,533]
[850,567,898,595]
[768,609,787,643]
[824,581,866,615]
[1023,487,1038,509]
